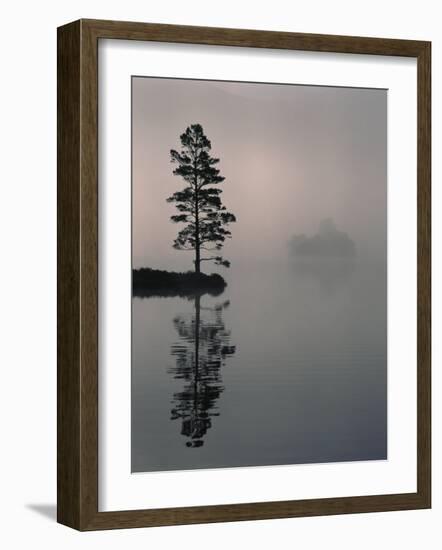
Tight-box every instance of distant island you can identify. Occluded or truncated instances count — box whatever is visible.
[289,219,356,258]
[133,268,227,298]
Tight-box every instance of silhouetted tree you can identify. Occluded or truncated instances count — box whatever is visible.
[168,124,236,273]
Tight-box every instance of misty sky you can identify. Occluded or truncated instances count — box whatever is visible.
[132,77,387,270]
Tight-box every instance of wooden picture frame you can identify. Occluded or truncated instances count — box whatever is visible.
[57,18,431,530]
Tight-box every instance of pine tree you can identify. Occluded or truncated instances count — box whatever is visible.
[167,124,236,273]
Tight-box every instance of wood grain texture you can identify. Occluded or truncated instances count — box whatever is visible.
[84,18,427,56]
[78,19,100,530]
[57,20,81,529]
[57,19,431,531]
[416,42,431,507]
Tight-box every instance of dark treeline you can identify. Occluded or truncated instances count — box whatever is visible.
[133,267,226,298]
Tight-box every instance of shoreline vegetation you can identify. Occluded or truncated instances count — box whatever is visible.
[133,267,227,298]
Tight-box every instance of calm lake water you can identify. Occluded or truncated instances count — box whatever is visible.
[132,259,387,472]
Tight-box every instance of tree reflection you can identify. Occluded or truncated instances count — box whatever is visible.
[169,295,235,447]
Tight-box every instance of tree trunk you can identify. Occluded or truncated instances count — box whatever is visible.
[194,177,200,273]
[194,197,200,273]
[195,246,201,274]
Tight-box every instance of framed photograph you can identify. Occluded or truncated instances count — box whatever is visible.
[57,19,431,530]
